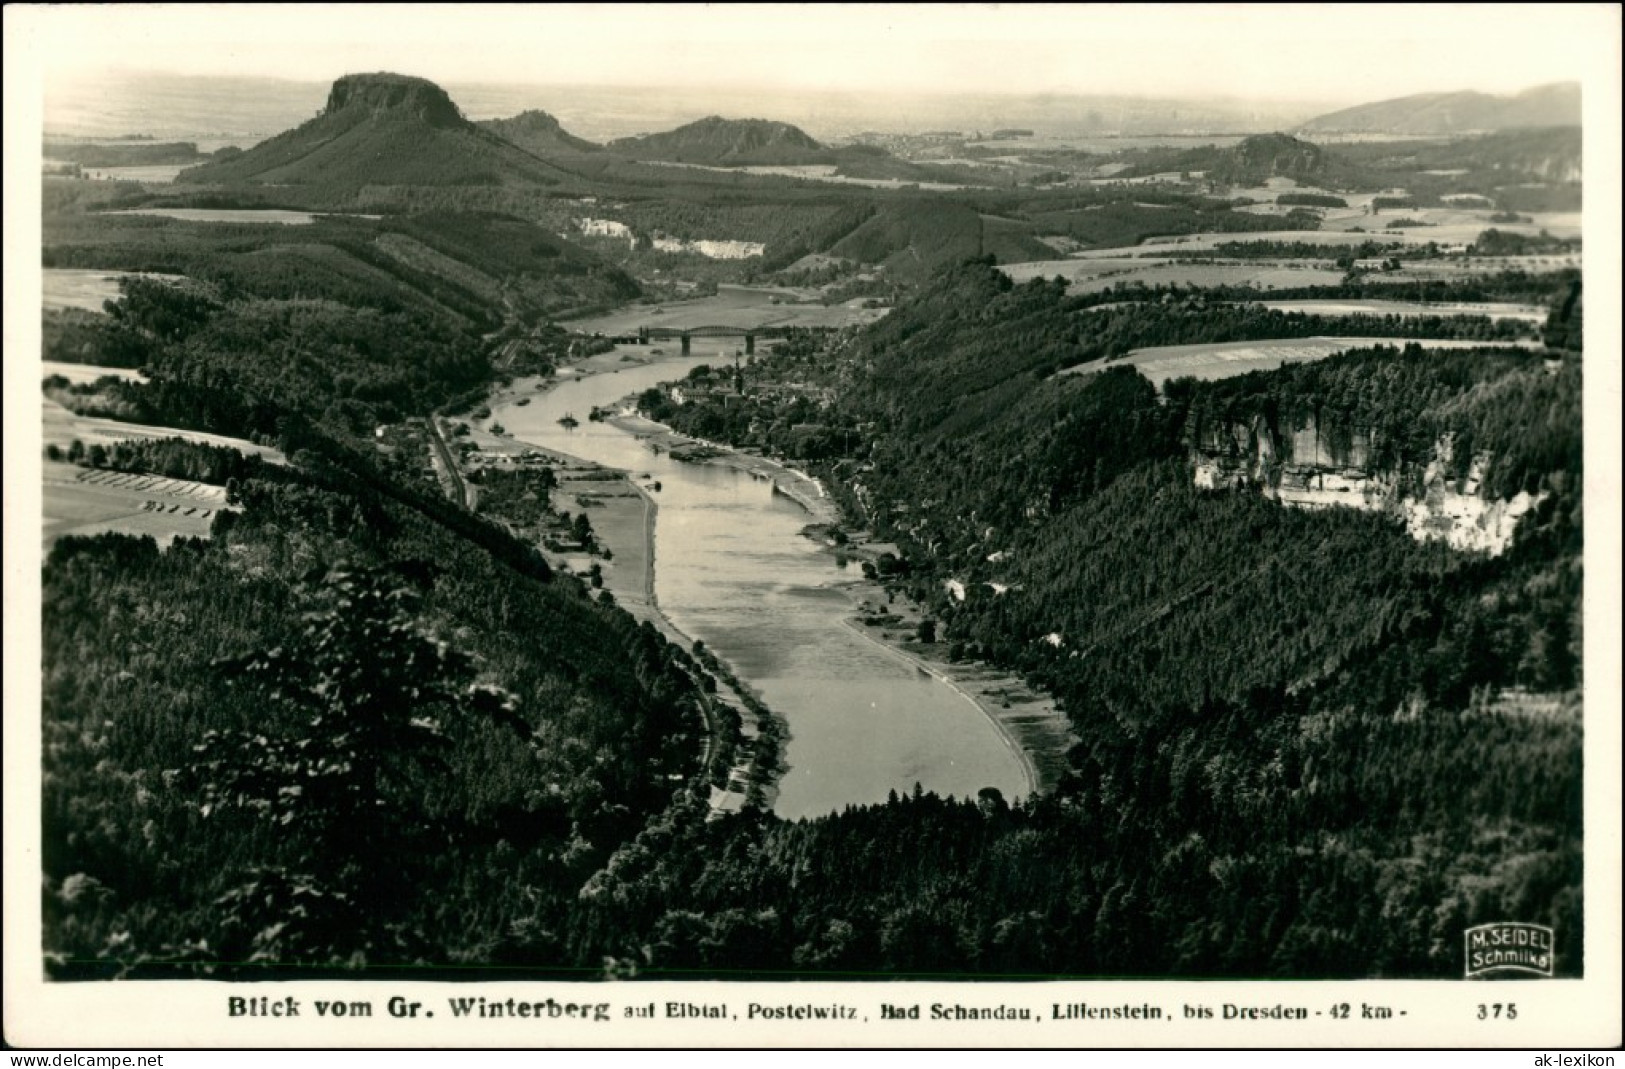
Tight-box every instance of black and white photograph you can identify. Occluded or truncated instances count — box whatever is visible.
[4,2,1620,1051]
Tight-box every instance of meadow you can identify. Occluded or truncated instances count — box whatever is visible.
[43,461,228,547]
[1062,335,1541,386]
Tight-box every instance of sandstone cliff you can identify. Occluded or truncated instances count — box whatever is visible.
[1191,414,1542,554]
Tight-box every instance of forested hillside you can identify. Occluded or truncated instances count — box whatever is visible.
[610,259,1584,978]
[44,445,710,978]
[39,64,1589,982]
[41,163,709,978]
[607,116,827,165]
[43,210,639,327]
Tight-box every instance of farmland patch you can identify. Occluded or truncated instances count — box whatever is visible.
[43,461,232,548]
[1062,336,1541,387]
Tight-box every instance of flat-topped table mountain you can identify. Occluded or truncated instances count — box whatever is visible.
[176,72,581,193]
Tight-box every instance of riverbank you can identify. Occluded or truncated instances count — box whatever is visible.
[481,355,1056,811]
[478,370,784,816]
[836,615,1039,800]
[598,408,1071,799]
[604,412,840,527]
[831,564,1076,797]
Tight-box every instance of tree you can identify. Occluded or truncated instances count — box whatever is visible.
[917,619,937,644]
[190,565,523,965]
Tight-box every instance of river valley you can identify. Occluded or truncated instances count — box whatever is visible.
[488,354,1033,820]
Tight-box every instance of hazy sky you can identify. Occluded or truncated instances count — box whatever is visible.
[11,3,1616,105]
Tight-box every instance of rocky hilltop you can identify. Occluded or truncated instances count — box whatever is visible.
[324,72,466,127]
[608,116,827,165]
[1207,132,1327,183]
[1190,413,1543,554]
[177,72,578,197]
[480,109,601,155]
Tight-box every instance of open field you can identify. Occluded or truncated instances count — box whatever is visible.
[1318,207,1581,239]
[1003,257,1345,293]
[100,208,383,225]
[43,461,230,548]
[565,284,890,336]
[1055,232,1382,258]
[1063,335,1541,387]
[1057,208,1580,258]
[1226,185,1581,239]
[44,268,140,312]
[964,134,1249,153]
[1401,253,1582,278]
[1256,299,1549,322]
[640,159,973,192]
[43,397,286,461]
[42,361,149,385]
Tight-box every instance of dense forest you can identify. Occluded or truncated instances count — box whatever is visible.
[622,261,1583,977]
[44,441,716,978]
[41,250,1584,981]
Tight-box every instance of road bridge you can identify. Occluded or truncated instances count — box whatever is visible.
[628,324,844,355]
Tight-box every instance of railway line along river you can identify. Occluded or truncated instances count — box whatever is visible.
[490,354,1031,820]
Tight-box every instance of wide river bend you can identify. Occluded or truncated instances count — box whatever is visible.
[492,357,1030,820]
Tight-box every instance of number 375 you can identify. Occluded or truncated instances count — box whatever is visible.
[1478,1003,1518,1020]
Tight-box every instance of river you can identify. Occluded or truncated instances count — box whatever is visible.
[492,357,1031,820]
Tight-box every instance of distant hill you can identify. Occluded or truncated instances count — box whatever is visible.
[607,116,827,165]
[1207,132,1327,183]
[479,110,601,155]
[1300,83,1580,136]
[43,141,207,168]
[1335,127,1583,186]
[824,202,1052,280]
[1127,132,1328,184]
[177,73,580,197]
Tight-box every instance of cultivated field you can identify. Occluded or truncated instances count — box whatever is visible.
[43,269,128,312]
[1256,299,1549,322]
[43,398,286,461]
[1002,257,1345,293]
[1400,254,1583,278]
[639,160,972,192]
[80,165,192,183]
[43,461,231,548]
[100,208,382,225]
[1063,335,1540,387]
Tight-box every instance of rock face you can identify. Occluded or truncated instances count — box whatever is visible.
[1207,133,1326,183]
[176,72,576,194]
[1191,416,1541,555]
[324,73,466,128]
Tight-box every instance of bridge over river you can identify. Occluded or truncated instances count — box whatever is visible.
[606,324,836,355]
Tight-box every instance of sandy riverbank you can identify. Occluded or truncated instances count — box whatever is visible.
[837,615,1039,799]
[830,567,1077,797]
